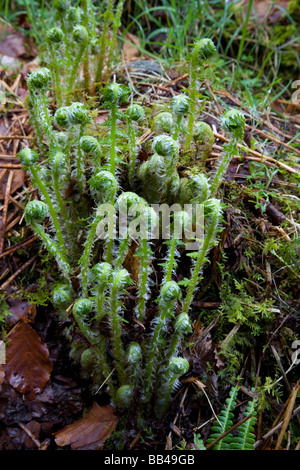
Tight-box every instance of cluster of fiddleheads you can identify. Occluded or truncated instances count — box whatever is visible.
[21,20,248,422]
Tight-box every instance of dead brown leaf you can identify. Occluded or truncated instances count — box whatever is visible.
[95,113,109,125]
[55,402,118,450]
[255,0,289,23]
[123,241,140,284]
[6,297,36,326]
[6,321,53,400]
[0,364,4,386]
[0,166,25,200]
[0,32,28,58]
[0,31,36,60]
[237,0,289,24]
[20,420,42,449]
[231,0,289,27]
[186,321,224,383]
[121,33,141,63]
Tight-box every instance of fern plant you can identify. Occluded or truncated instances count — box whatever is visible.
[230,394,258,450]
[18,7,246,422]
[193,386,258,450]
[45,0,127,104]
[206,385,240,450]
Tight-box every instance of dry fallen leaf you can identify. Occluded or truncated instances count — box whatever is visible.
[0,32,28,58]
[21,420,42,449]
[55,402,118,450]
[6,297,36,326]
[121,33,141,63]
[123,241,140,284]
[0,162,25,200]
[0,31,37,59]
[6,321,53,400]
[0,364,5,386]
[236,0,289,24]
[95,113,109,125]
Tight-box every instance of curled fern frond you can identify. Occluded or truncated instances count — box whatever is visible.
[24,200,48,224]
[116,384,133,409]
[27,68,52,91]
[220,109,245,141]
[152,112,174,134]
[193,121,214,159]
[47,26,64,45]
[103,83,130,107]
[152,134,179,159]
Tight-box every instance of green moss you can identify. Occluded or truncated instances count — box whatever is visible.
[0,298,11,329]
[287,0,300,20]
[273,25,297,46]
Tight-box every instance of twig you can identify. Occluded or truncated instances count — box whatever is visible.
[166,386,189,449]
[227,173,298,188]
[0,163,23,169]
[8,195,25,211]
[0,254,39,291]
[95,367,115,394]
[206,413,253,450]
[0,235,39,259]
[129,434,141,450]
[275,380,300,450]
[255,406,300,449]
[5,214,22,232]
[192,301,222,309]
[18,422,42,449]
[0,168,7,183]
[213,90,299,141]
[192,313,220,348]
[0,170,13,254]
[214,88,243,107]
[211,138,298,173]
[271,345,292,394]
[4,206,19,227]
[205,80,223,114]
[246,125,300,154]
[0,79,25,107]
[0,154,21,159]
[0,135,33,140]
[220,321,241,350]
[214,129,300,164]
[277,98,300,109]
[132,80,179,94]
[164,73,189,87]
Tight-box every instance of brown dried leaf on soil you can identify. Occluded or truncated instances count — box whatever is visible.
[123,241,140,284]
[20,420,42,449]
[0,364,5,387]
[55,402,118,450]
[6,297,36,326]
[121,33,140,63]
[0,30,37,60]
[5,321,53,400]
[184,321,224,398]
[0,164,25,200]
[237,0,289,24]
